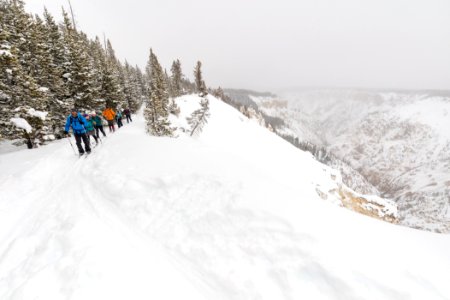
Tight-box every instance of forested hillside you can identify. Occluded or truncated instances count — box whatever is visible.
[0,0,150,146]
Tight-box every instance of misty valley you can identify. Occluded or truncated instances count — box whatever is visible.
[227,88,450,233]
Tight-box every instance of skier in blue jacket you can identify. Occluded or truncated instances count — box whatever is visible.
[64,108,91,155]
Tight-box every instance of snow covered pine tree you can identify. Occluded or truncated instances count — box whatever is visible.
[144,49,173,136]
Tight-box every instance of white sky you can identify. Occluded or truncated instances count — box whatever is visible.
[25,0,450,91]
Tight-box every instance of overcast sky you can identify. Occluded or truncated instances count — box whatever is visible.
[25,0,450,91]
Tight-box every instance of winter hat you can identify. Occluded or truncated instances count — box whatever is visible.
[71,108,77,113]
[92,111,96,116]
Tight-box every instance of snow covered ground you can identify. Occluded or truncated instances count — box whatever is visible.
[1,95,450,299]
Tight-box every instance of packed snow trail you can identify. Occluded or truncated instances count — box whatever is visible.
[0,123,209,299]
[1,95,450,299]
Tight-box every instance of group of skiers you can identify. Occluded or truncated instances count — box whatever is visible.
[64,107,133,155]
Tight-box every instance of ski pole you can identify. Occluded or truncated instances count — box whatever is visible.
[66,135,77,155]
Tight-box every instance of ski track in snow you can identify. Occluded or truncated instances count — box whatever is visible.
[0,123,209,299]
[1,96,450,299]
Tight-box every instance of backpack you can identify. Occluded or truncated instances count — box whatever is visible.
[70,115,85,133]
[70,115,82,125]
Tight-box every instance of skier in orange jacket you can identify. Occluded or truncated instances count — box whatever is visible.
[102,107,116,132]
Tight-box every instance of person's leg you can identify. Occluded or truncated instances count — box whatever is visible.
[89,131,98,144]
[81,133,91,153]
[90,131,98,143]
[95,126,100,138]
[74,134,84,154]
[126,115,130,123]
[99,126,106,137]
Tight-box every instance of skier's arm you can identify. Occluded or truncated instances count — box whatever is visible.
[64,117,71,133]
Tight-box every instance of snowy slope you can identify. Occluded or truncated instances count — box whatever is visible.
[1,95,450,299]
[252,89,450,232]
[245,93,382,196]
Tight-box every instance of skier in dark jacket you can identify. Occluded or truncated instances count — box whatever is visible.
[116,109,124,128]
[123,108,132,123]
[64,108,91,155]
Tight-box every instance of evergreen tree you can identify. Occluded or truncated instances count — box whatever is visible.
[99,56,120,108]
[2,0,43,104]
[211,86,232,103]
[97,39,123,108]
[0,27,24,139]
[62,9,95,110]
[187,97,210,137]
[188,61,210,136]
[7,0,34,73]
[42,8,68,100]
[164,67,180,115]
[0,1,50,145]
[87,36,105,107]
[164,68,172,97]
[122,61,133,108]
[135,65,147,97]
[116,64,128,108]
[194,60,207,96]
[181,76,196,94]
[123,61,142,112]
[170,59,183,97]
[133,66,145,108]
[144,49,172,136]
[40,8,74,137]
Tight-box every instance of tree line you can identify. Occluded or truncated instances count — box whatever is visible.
[0,0,213,146]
